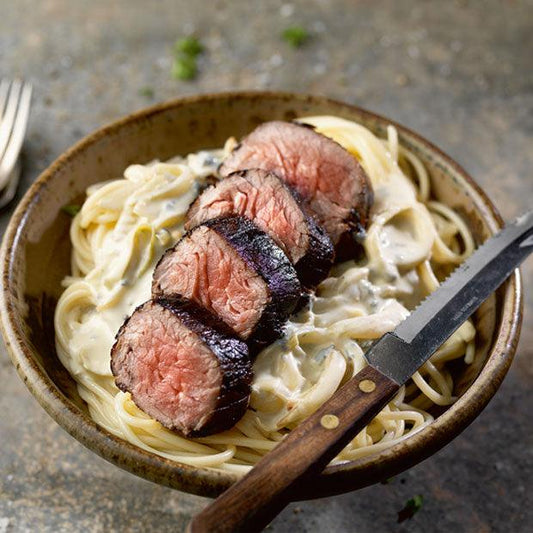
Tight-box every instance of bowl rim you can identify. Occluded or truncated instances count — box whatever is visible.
[0,91,523,499]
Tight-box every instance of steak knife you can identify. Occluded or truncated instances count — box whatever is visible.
[188,210,533,533]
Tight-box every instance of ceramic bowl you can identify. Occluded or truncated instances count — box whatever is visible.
[0,92,522,499]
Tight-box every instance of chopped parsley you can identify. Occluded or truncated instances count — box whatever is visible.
[282,26,309,48]
[397,495,424,523]
[174,36,204,57]
[172,36,204,81]
[138,87,154,99]
[172,55,198,81]
[61,204,81,217]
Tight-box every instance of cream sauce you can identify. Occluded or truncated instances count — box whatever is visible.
[63,150,222,377]
[249,164,433,432]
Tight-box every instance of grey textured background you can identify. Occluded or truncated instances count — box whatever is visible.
[1,1,532,531]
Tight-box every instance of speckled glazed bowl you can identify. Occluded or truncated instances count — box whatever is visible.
[0,92,522,499]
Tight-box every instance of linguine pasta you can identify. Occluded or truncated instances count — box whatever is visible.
[55,116,476,473]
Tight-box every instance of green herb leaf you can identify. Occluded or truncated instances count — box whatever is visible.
[171,36,204,81]
[172,55,198,81]
[282,26,309,48]
[138,87,154,99]
[61,204,81,217]
[174,37,204,58]
[397,495,424,523]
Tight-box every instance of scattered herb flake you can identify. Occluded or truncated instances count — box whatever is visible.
[172,55,198,81]
[282,26,309,48]
[138,87,154,99]
[174,36,204,57]
[397,495,424,523]
[171,36,205,81]
[61,204,81,217]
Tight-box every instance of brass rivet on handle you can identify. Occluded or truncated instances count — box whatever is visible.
[320,414,340,429]
[359,379,376,393]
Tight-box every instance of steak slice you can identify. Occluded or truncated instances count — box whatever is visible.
[219,121,374,260]
[111,299,252,437]
[185,169,334,289]
[152,216,301,350]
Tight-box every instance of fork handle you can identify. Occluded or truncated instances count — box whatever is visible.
[187,365,400,533]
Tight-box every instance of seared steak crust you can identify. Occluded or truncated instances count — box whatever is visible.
[219,121,374,260]
[111,299,252,437]
[205,216,301,350]
[152,216,301,351]
[185,168,334,289]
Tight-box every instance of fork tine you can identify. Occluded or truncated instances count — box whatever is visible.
[0,79,22,161]
[0,82,32,191]
[0,159,21,210]
[0,79,10,120]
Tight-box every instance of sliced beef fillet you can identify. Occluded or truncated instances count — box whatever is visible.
[111,299,252,437]
[152,216,301,350]
[185,169,334,289]
[219,121,374,260]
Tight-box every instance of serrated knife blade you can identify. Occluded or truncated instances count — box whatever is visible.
[366,210,533,385]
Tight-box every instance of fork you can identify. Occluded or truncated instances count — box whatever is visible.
[0,79,32,208]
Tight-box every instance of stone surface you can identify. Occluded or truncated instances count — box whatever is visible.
[1,0,532,531]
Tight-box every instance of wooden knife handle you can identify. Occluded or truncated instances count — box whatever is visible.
[187,365,400,533]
